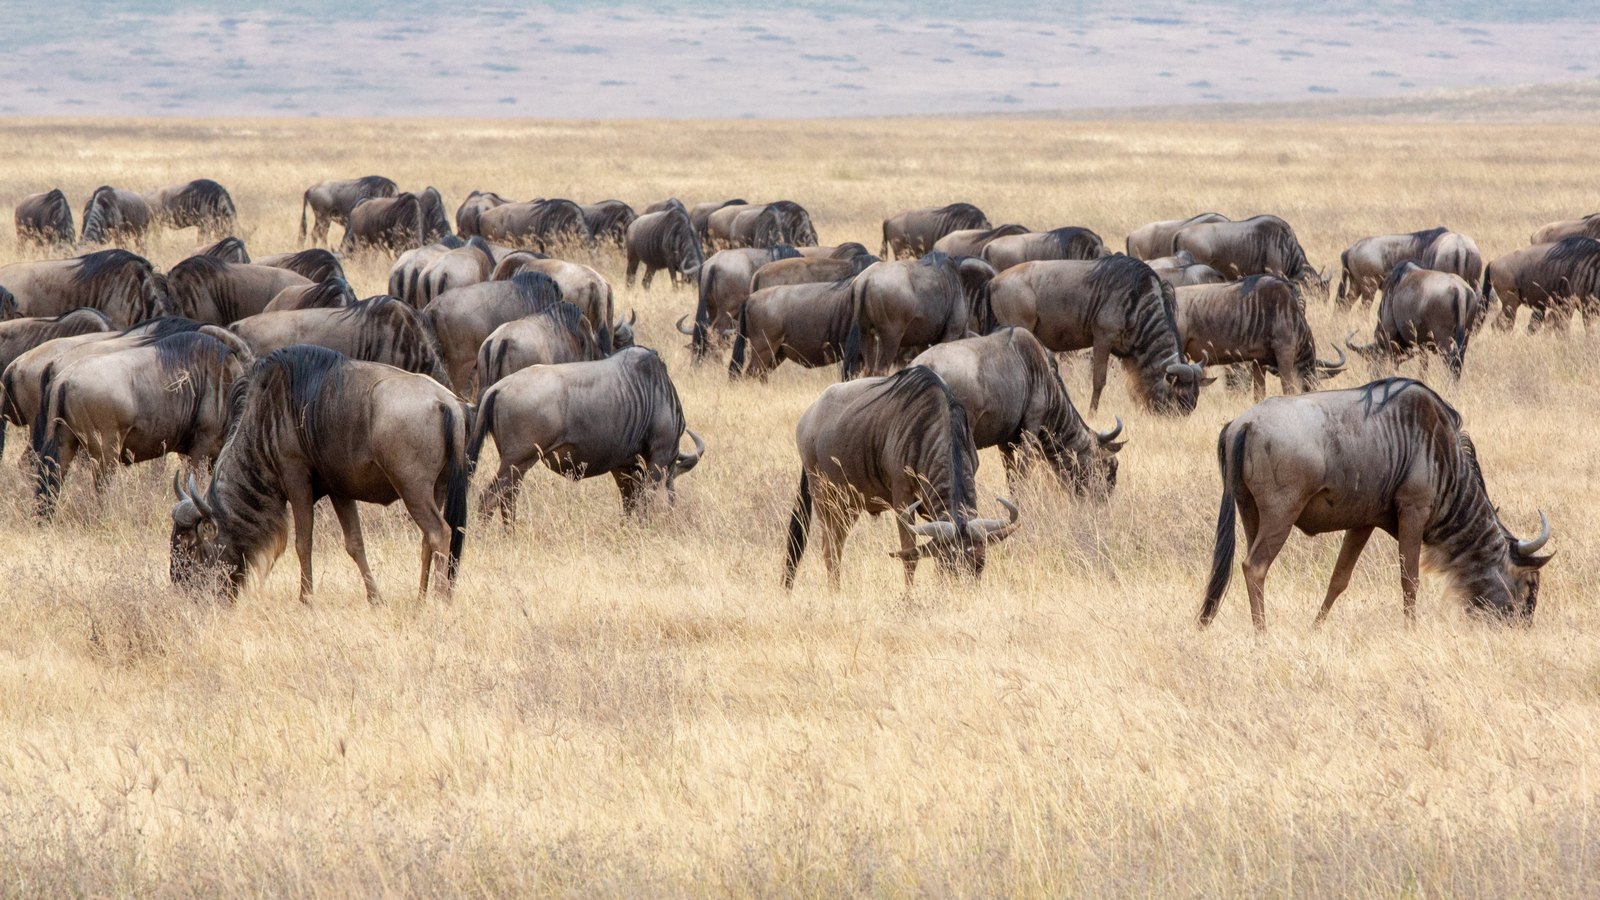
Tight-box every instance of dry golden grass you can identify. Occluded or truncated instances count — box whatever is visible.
[1,117,1599,896]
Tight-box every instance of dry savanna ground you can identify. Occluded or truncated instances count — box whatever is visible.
[1,118,1598,896]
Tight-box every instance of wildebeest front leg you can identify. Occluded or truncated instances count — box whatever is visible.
[641,265,656,290]
[331,496,383,605]
[818,505,857,592]
[625,252,640,286]
[1314,526,1373,626]
[1089,340,1112,412]
[1396,505,1425,623]
[283,475,317,603]
[895,516,919,587]
[1273,344,1299,395]
[614,466,650,518]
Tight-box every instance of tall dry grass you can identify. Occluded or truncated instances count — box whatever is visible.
[0,117,1598,895]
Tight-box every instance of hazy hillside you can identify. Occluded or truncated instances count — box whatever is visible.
[3,1,1598,117]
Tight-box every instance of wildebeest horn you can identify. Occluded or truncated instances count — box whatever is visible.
[1516,510,1551,556]
[675,429,705,473]
[172,470,186,501]
[966,497,1021,542]
[1096,416,1124,444]
[1343,330,1379,357]
[627,308,638,326]
[1317,344,1347,374]
[1165,362,1190,377]
[898,500,957,540]
[186,473,213,517]
[675,314,696,336]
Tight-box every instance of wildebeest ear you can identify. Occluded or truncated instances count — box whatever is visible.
[1523,553,1555,569]
[1102,440,1128,454]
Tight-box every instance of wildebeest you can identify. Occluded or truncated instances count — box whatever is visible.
[981,226,1110,271]
[1173,275,1346,400]
[477,198,592,251]
[912,328,1124,495]
[1172,214,1327,294]
[419,186,453,243]
[933,224,1030,258]
[455,191,511,238]
[144,179,237,240]
[1420,231,1484,288]
[728,278,859,380]
[1335,227,1455,308]
[424,271,564,390]
[14,189,74,250]
[230,296,452,389]
[1124,212,1229,260]
[416,236,496,307]
[984,255,1209,414]
[167,255,312,325]
[80,186,153,248]
[340,193,424,255]
[467,347,704,520]
[626,200,704,288]
[490,255,617,353]
[683,245,802,360]
[0,249,171,327]
[1346,262,1478,379]
[262,277,357,313]
[0,309,114,454]
[882,203,991,260]
[192,236,251,264]
[1481,236,1600,332]
[783,365,1020,589]
[1199,378,1552,630]
[842,252,996,378]
[1530,213,1600,245]
[476,301,634,397]
[301,176,398,247]
[170,345,470,604]
[256,248,344,284]
[581,200,637,248]
[34,330,250,518]
[389,237,466,307]
[707,201,819,250]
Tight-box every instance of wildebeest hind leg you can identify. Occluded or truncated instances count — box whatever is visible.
[331,497,383,605]
[1241,501,1298,632]
[398,485,451,601]
[1314,526,1372,627]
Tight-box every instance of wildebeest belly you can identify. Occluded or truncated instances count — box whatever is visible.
[1291,485,1401,536]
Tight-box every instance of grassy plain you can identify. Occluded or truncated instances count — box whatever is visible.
[0,117,1598,895]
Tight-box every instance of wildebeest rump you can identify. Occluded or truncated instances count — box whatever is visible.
[1346,262,1477,378]
[842,252,995,378]
[14,189,74,250]
[80,187,153,248]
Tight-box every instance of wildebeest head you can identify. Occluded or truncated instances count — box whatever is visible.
[1465,511,1553,620]
[1041,416,1125,497]
[894,496,1020,576]
[170,473,246,596]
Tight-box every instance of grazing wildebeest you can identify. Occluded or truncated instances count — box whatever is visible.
[1174,275,1346,400]
[581,200,637,248]
[14,189,74,250]
[476,301,634,397]
[1172,214,1328,294]
[984,255,1209,414]
[256,248,344,284]
[455,191,511,238]
[144,179,237,240]
[425,271,564,390]
[389,237,466,307]
[842,252,996,378]
[981,227,1110,271]
[468,347,704,520]
[170,345,470,604]
[683,245,802,360]
[1125,212,1230,260]
[1529,213,1600,245]
[1481,236,1600,332]
[1420,231,1484,287]
[0,249,171,327]
[80,186,153,248]
[783,365,1020,589]
[478,198,592,251]
[913,328,1125,495]
[626,200,704,288]
[728,278,859,381]
[881,203,991,260]
[167,255,312,325]
[419,186,453,243]
[417,236,496,307]
[489,255,617,353]
[262,277,357,314]
[1346,262,1477,379]
[1335,227,1451,308]
[301,176,398,247]
[340,193,424,255]
[34,330,251,518]
[0,309,114,455]
[933,224,1030,258]
[231,296,452,389]
[191,236,251,263]
[1199,378,1552,630]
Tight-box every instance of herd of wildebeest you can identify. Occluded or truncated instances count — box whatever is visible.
[5,176,1590,629]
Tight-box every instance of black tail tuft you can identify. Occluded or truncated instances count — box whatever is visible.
[1335,250,1350,307]
[32,376,67,520]
[693,264,715,360]
[442,404,470,583]
[782,470,814,589]
[728,300,750,379]
[1199,424,1248,626]
[464,388,496,476]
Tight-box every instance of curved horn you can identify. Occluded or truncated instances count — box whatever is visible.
[1317,343,1348,373]
[674,429,705,473]
[1516,510,1551,556]
[1096,416,1124,444]
[911,519,959,540]
[628,308,638,326]
[172,470,186,501]
[1165,362,1190,377]
[966,497,1021,542]
[1344,329,1379,357]
[186,473,213,518]
[675,314,696,336]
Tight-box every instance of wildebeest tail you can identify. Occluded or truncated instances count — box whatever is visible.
[464,386,496,476]
[1199,423,1248,626]
[692,263,716,359]
[728,299,750,379]
[782,469,813,589]
[441,403,469,581]
[880,221,890,260]
[839,280,866,379]
[32,372,67,518]
[299,190,310,243]
[1335,250,1350,306]
[1477,263,1496,328]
